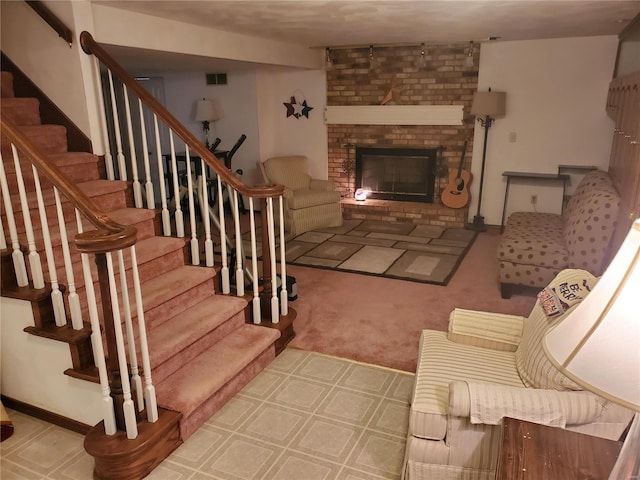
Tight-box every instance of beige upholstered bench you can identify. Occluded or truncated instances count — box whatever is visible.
[497,170,620,298]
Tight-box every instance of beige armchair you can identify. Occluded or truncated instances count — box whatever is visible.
[403,269,633,480]
[257,155,343,235]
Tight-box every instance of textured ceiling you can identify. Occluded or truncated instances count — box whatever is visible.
[93,0,640,72]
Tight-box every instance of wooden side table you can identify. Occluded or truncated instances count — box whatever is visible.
[496,417,622,479]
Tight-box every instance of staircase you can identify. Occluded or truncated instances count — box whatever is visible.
[1,66,280,476]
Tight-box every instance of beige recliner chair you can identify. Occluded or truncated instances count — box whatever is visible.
[257,155,343,235]
[403,268,633,480]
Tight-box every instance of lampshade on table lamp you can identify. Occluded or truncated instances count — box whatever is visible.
[544,218,640,479]
[194,98,220,149]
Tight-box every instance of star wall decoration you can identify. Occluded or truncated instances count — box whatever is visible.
[283,95,313,119]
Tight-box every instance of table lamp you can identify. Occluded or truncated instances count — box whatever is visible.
[194,98,220,149]
[544,218,640,479]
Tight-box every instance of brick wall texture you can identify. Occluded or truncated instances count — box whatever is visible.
[326,43,479,226]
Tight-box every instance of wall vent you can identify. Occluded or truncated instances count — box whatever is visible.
[206,73,227,85]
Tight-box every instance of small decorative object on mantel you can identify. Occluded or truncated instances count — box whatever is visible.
[381,77,404,105]
[284,90,313,119]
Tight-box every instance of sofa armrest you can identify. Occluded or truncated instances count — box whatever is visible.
[309,178,336,192]
[447,308,525,352]
[448,381,605,428]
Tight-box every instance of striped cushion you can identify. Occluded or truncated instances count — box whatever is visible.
[515,269,595,391]
[263,156,311,190]
[409,331,524,441]
[447,308,524,352]
[406,460,495,480]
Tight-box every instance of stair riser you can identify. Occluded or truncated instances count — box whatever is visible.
[1,98,41,125]
[1,72,15,98]
[2,190,127,234]
[3,163,100,193]
[150,311,245,384]
[175,346,275,440]
[77,273,216,331]
[1,125,68,155]
[69,248,187,304]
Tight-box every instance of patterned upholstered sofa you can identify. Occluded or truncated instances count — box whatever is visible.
[403,269,633,480]
[497,170,620,298]
[257,155,343,235]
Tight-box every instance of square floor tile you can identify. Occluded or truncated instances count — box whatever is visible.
[316,387,381,427]
[267,377,332,412]
[293,354,351,384]
[168,425,227,469]
[202,435,282,480]
[338,364,395,395]
[238,405,308,447]
[386,373,415,403]
[266,348,309,373]
[207,396,263,431]
[263,451,342,480]
[289,417,363,463]
[346,430,406,479]
[368,399,410,437]
[239,370,288,399]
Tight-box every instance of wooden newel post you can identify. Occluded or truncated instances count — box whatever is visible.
[260,199,275,320]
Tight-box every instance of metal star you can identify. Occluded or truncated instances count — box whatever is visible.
[300,100,314,118]
[283,96,297,117]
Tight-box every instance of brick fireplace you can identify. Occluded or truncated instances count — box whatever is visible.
[326,43,478,227]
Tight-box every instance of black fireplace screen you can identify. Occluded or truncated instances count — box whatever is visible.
[355,147,438,203]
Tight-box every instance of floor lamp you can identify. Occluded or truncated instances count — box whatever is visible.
[194,98,220,149]
[544,218,640,478]
[466,89,506,231]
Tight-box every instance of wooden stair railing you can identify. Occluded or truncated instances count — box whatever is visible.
[1,113,146,434]
[79,31,290,326]
[25,0,73,47]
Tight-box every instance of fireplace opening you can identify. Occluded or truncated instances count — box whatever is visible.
[355,147,438,203]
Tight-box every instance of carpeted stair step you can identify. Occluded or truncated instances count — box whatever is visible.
[156,324,280,440]
[148,295,248,384]
[1,72,15,98]
[3,152,101,193]
[67,236,188,303]
[1,97,41,126]
[1,124,67,156]
[4,179,128,234]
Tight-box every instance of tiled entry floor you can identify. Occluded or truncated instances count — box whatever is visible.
[1,349,414,479]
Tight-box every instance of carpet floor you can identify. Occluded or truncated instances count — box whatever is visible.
[286,219,477,286]
[1,349,413,480]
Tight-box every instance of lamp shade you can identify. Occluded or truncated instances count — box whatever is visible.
[470,91,506,118]
[194,99,219,122]
[544,219,640,412]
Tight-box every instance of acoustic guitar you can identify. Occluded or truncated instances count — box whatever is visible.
[441,140,472,209]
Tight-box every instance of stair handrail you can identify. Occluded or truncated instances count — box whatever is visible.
[0,114,136,253]
[25,0,73,47]
[79,31,284,201]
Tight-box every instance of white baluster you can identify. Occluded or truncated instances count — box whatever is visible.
[0,156,28,286]
[76,211,116,435]
[278,196,288,316]
[200,160,214,267]
[122,85,143,208]
[129,246,158,423]
[168,132,184,237]
[11,145,44,288]
[266,197,279,323]
[138,99,154,208]
[0,215,6,250]
[184,145,199,265]
[218,175,230,293]
[153,114,171,235]
[116,250,143,410]
[54,189,82,329]
[31,166,66,325]
[249,198,261,323]
[107,70,127,180]
[93,61,114,180]
[232,190,244,296]
[105,252,138,439]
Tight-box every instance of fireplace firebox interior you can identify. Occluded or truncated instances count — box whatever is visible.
[355,147,439,203]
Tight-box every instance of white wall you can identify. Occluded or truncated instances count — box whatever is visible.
[0,298,102,426]
[162,71,261,185]
[469,36,619,225]
[255,69,328,179]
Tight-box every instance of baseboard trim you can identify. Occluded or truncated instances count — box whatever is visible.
[0,395,92,435]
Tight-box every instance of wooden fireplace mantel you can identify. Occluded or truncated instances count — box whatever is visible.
[324,105,464,125]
